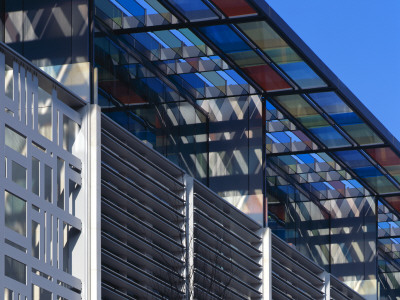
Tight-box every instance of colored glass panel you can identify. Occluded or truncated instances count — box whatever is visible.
[280,61,326,89]
[239,21,326,89]
[174,73,205,96]
[242,64,290,91]
[115,0,145,23]
[210,0,256,17]
[309,126,351,148]
[199,25,251,54]
[168,0,217,21]
[154,31,183,53]
[274,95,350,148]
[201,71,226,93]
[366,147,400,183]
[199,25,264,66]
[384,196,400,212]
[309,92,383,145]
[344,123,383,146]
[334,150,399,194]
[179,28,208,53]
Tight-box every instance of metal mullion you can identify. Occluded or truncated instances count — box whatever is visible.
[112,14,265,35]
[264,87,335,97]
[200,0,224,19]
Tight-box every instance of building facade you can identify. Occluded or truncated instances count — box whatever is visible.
[0,0,399,299]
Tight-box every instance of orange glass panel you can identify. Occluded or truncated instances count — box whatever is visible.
[210,0,256,17]
[242,64,291,91]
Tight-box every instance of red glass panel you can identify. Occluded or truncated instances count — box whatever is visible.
[268,203,285,221]
[242,64,291,91]
[366,147,400,166]
[385,196,400,213]
[99,80,146,104]
[210,0,256,17]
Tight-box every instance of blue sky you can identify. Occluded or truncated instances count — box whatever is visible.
[267,0,400,141]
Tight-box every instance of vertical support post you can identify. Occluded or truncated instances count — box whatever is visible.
[324,271,331,300]
[184,174,194,300]
[82,104,101,300]
[261,227,272,300]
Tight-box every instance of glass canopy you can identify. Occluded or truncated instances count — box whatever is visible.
[94,0,400,298]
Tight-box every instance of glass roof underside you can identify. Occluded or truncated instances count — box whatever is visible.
[97,0,400,261]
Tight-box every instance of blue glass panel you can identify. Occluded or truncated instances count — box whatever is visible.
[225,69,247,85]
[115,0,145,22]
[169,0,217,21]
[280,61,326,89]
[330,112,363,126]
[199,25,251,53]
[146,78,164,94]
[334,150,371,168]
[354,166,383,178]
[310,92,348,114]
[297,154,315,164]
[309,126,351,148]
[133,33,160,57]
[271,132,291,144]
[311,182,328,192]
[309,92,362,125]
[175,73,205,96]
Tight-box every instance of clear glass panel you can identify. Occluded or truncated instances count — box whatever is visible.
[328,197,377,297]
[38,87,52,140]
[12,161,27,189]
[63,115,79,152]
[344,123,383,146]
[5,126,27,156]
[4,255,26,284]
[32,284,51,300]
[5,63,13,99]
[45,165,52,202]
[32,157,40,195]
[5,191,26,236]
[32,221,40,259]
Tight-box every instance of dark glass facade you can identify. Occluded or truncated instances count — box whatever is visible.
[3,0,400,298]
